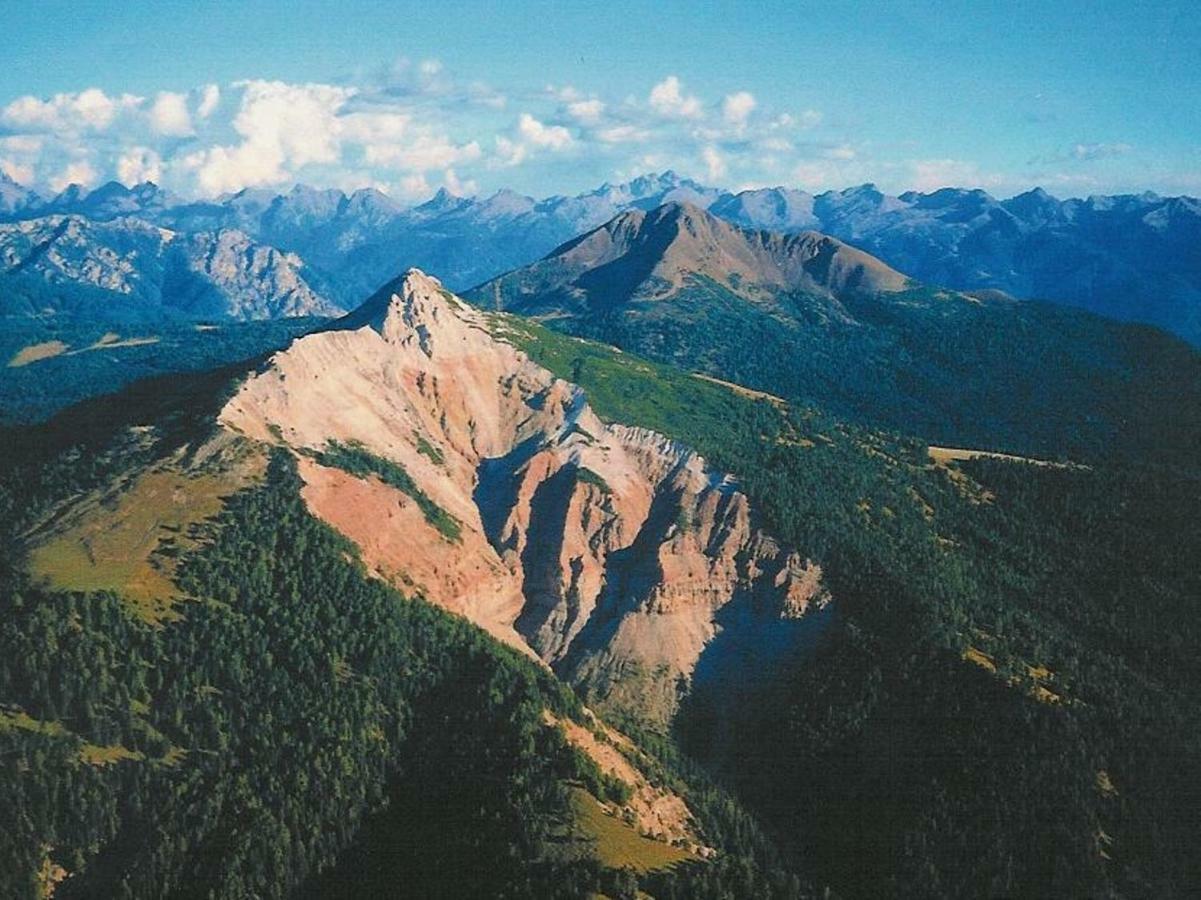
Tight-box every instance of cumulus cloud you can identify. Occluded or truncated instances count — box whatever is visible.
[117,147,163,185]
[365,130,481,171]
[197,84,221,119]
[7,62,1148,202]
[0,135,41,184]
[493,135,527,168]
[702,145,727,181]
[518,113,572,150]
[722,91,756,127]
[0,67,823,197]
[50,159,98,192]
[0,156,34,184]
[182,80,352,193]
[399,172,431,198]
[442,167,477,196]
[2,88,141,133]
[149,91,193,136]
[567,98,605,124]
[649,76,702,119]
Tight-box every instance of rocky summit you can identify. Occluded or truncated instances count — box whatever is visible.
[220,268,829,719]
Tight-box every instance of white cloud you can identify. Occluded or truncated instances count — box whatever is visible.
[649,76,702,119]
[399,172,431,198]
[183,80,353,193]
[0,157,35,184]
[50,159,98,192]
[197,84,221,119]
[791,158,873,190]
[149,91,193,136]
[442,167,476,196]
[493,136,527,167]
[825,145,857,161]
[550,84,581,102]
[702,145,726,181]
[722,91,756,127]
[341,110,410,141]
[518,113,572,150]
[0,135,43,154]
[365,131,481,170]
[598,125,651,144]
[909,158,1004,191]
[0,135,41,185]
[567,98,605,124]
[2,88,141,133]
[117,146,163,185]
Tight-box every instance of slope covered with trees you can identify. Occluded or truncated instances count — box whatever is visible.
[505,317,1201,897]
[0,316,325,425]
[1,296,1198,897]
[0,374,806,899]
[469,203,1201,467]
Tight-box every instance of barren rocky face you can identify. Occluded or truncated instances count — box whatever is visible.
[0,214,340,320]
[220,268,830,718]
[471,201,911,318]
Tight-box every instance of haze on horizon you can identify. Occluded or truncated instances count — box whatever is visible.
[1,0,1197,203]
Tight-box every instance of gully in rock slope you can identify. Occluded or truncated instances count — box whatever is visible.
[219,268,831,720]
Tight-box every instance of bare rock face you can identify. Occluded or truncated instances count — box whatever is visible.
[469,200,911,318]
[220,268,830,718]
[181,229,338,319]
[0,215,340,320]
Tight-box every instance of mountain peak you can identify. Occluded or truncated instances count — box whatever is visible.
[472,200,910,317]
[339,267,472,353]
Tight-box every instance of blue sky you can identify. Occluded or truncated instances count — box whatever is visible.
[1,0,1198,201]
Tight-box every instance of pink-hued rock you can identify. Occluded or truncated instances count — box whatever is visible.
[220,268,830,715]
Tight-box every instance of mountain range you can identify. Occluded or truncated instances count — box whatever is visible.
[469,201,1201,465]
[4,265,1199,897]
[0,214,339,322]
[3,170,1198,343]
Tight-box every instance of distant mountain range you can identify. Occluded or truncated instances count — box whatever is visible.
[2,170,1198,342]
[0,214,339,322]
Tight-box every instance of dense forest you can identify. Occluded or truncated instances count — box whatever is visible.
[0,316,323,425]
[0,377,807,898]
[0,305,1198,897]
[492,276,1201,468]
[508,316,1201,897]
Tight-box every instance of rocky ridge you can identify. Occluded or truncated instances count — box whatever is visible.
[219,268,829,718]
[476,201,909,316]
[0,214,340,320]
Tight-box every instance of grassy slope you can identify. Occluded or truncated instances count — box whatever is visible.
[571,789,691,873]
[481,275,1201,467]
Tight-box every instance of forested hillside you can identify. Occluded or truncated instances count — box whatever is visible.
[0,372,807,899]
[0,317,325,424]
[505,317,1201,896]
[1,293,1198,897]
[469,203,1201,467]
